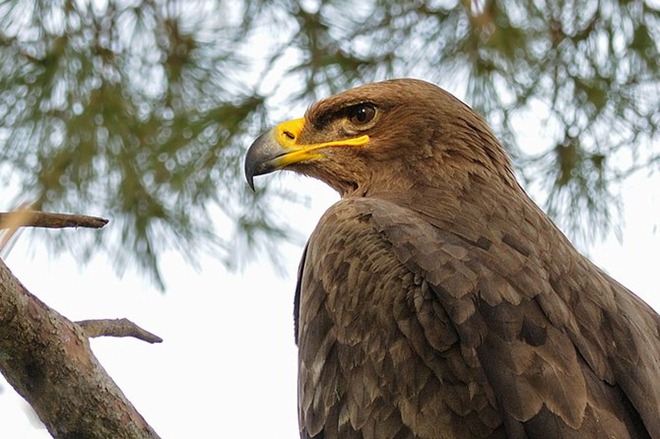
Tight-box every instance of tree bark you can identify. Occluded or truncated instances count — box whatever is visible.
[0,257,161,439]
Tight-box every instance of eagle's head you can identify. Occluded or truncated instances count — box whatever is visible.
[245,79,516,197]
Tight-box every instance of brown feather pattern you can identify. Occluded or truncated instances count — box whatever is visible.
[250,79,660,438]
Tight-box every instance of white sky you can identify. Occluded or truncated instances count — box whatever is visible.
[1,149,659,438]
[1,48,659,435]
[1,3,659,438]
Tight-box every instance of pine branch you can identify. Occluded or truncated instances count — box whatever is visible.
[77,318,163,344]
[0,258,161,439]
[0,211,108,229]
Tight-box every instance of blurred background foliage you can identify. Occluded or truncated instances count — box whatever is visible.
[0,0,658,289]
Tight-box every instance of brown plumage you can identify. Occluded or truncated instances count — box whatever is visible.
[244,78,660,438]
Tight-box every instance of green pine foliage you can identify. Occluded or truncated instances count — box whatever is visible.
[1,0,658,288]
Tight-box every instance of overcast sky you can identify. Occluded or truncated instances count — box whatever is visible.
[1,82,659,438]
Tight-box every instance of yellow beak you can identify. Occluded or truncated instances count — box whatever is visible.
[244,117,369,189]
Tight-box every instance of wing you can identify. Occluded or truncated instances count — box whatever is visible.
[296,197,502,439]
[295,196,660,439]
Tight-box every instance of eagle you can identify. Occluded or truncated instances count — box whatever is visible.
[244,79,660,438]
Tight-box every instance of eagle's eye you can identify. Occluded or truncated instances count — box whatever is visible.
[347,104,376,126]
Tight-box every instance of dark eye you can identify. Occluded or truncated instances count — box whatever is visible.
[347,104,376,125]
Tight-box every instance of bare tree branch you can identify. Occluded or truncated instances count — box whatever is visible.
[77,318,163,344]
[0,211,109,229]
[0,258,161,439]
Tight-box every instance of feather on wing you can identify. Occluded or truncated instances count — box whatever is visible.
[296,196,659,439]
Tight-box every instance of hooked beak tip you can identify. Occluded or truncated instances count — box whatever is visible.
[244,130,281,191]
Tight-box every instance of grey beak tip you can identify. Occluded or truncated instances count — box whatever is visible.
[244,159,256,191]
[244,130,281,191]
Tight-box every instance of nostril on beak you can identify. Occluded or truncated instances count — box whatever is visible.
[284,130,295,140]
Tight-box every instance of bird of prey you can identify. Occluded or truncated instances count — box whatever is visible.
[244,79,660,438]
